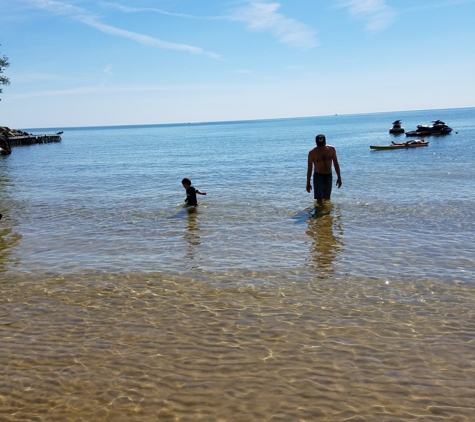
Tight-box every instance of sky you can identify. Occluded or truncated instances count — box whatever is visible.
[1,0,475,128]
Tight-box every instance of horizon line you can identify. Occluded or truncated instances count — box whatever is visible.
[13,106,474,132]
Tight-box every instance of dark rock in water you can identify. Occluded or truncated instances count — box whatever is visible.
[0,134,12,155]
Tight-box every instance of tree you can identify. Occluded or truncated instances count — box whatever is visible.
[0,45,10,101]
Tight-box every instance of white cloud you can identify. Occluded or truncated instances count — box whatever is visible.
[100,2,218,20]
[23,0,221,59]
[103,64,113,75]
[231,1,318,50]
[336,0,396,31]
[103,0,318,50]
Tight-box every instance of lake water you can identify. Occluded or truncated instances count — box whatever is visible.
[1,108,475,421]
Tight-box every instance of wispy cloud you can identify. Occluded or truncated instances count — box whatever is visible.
[336,0,396,32]
[100,2,221,20]
[403,0,475,13]
[103,1,318,50]
[103,64,113,75]
[230,1,318,50]
[7,83,214,100]
[8,72,66,83]
[23,0,221,59]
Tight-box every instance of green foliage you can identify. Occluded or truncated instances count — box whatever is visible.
[0,45,10,101]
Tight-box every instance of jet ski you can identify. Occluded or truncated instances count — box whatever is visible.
[406,120,452,136]
[389,120,405,134]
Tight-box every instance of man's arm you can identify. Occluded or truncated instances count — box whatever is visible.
[332,151,342,188]
[306,151,313,193]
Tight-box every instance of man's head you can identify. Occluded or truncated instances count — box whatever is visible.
[182,177,191,188]
[316,134,326,147]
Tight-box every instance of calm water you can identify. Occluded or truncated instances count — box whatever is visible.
[1,108,475,421]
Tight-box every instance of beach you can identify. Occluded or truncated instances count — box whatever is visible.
[1,107,475,420]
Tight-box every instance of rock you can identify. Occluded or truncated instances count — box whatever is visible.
[0,126,25,138]
[0,134,12,155]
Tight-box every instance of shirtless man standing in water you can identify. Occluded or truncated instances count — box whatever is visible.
[306,134,342,205]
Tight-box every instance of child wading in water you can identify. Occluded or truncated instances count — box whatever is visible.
[182,178,206,206]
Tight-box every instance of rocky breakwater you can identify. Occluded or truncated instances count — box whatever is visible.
[0,126,62,155]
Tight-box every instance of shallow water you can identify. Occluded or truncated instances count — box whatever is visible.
[2,271,474,421]
[1,108,475,420]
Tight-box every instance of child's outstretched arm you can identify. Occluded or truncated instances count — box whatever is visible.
[196,190,207,195]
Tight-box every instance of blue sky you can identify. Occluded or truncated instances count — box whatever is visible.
[1,0,474,128]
